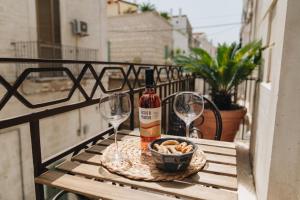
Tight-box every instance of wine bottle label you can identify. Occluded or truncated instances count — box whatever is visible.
[139,107,161,137]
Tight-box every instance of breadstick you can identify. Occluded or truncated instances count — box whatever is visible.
[153,144,161,151]
[182,145,193,153]
[175,142,187,151]
[166,145,181,154]
[159,145,169,154]
[161,140,179,146]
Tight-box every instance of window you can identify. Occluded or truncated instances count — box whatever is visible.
[263,0,277,83]
[36,0,62,77]
[37,0,61,44]
[164,45,169,59]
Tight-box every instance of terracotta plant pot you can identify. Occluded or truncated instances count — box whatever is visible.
[195,107,247,142]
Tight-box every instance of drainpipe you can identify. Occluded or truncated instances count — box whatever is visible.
[75,35,83,137]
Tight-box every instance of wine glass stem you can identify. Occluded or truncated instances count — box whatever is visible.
[113,125,119,152]
[186,123,190,138]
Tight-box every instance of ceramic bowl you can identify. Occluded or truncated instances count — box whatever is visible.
[148,137,197,172]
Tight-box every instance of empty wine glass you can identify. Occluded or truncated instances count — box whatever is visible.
[99,92,131,165]
[173,92,204,138]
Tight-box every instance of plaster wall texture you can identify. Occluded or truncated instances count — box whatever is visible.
[0,1,108,199]
[60,0,107,60]
[170,16,192,48]
[0,0,37,81]
[267,0,300,198]
[172,30,189,54]
[0,78,109,200]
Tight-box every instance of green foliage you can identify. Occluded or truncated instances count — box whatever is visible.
[160,12,170,20]
[174,41,262,97]
[139,2,156,12]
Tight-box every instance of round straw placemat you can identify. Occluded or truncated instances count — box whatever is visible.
[101,138,206,181]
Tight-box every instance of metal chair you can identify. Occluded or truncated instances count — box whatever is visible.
[161,93,222,140]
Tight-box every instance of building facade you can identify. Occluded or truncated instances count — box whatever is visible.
[172,28,190,55]
[170,15,193,49]
[107,12,173,64]
[107,0,138,16]
[192,32,216,56]
[169,14,192,55]
[240,0,300,199]
[0,1,108,199]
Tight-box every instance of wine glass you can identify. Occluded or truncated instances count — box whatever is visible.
[173,92,204,138]
[99,92,131,165]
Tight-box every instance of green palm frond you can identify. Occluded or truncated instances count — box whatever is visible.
[139,3,156,12]
[174,41,263,96]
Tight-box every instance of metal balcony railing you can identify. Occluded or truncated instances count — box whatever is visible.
[11,41,98,77]
[0,58,198,199]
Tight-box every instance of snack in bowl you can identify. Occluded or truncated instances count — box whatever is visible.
[148,138,197,172]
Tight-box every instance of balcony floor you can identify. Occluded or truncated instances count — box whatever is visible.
[236,139,257,200]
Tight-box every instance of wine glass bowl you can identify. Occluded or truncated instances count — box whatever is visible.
[173,92,204,138]
[99,92,131,165]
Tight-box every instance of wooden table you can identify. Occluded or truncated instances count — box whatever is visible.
[36,130,238,200]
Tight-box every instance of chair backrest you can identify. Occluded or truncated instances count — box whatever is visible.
[161,93,222,140]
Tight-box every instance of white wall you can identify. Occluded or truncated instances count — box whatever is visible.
[267,0,300,198]
[172,30,189,54]
[250,0,287,198]
[242,0,300,199]
[60,0,107,60]
[0,0,37,81]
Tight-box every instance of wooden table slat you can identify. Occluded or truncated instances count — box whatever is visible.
[198,144,236,156]
[56,161,237,200]
[57,161,237,190]
[35,171,178,200]
[203,162,237,176]
[119,131,236,149]
[109,135,237,156]
[186,172,237,190]
[206,153,237,165]
[86,144,237,166]
[73,152,237,177]
[86,144,106,154]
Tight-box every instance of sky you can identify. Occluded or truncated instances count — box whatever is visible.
[128,0,243,46]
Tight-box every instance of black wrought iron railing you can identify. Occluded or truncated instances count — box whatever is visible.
[0,58,196,199]
[11,41,98,77]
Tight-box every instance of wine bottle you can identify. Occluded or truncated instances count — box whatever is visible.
[139,69,161,152]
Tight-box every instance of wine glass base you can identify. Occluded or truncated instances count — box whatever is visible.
[190,131,199,139]
[103,147,126,167]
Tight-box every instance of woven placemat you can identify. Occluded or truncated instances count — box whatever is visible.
[101,138,206,181]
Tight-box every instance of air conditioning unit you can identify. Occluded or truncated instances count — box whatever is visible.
[71,19,89,37]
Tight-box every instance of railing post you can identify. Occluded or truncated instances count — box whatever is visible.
[129,64,135,130]
[193,74,196,91]
[30,120,44,200]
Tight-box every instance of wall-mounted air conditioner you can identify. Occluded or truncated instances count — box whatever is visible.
[71,19,89,37]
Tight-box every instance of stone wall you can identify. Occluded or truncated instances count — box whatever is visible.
[107,0,138,16]
[108,12,173,64]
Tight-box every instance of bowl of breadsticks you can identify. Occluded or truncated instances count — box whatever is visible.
[148,138,197,172]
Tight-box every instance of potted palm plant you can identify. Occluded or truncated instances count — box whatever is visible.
[175,41,262,141]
